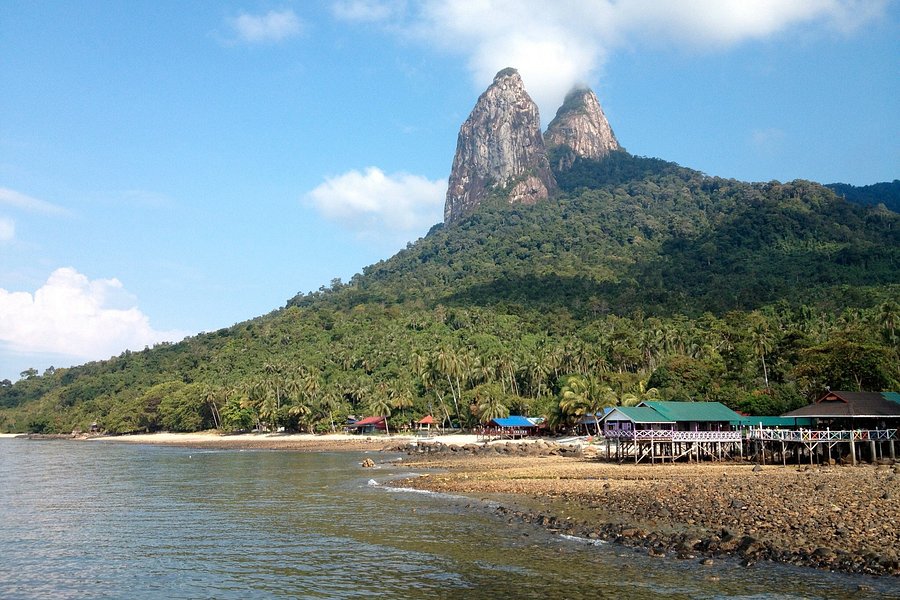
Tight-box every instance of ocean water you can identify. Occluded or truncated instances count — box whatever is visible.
[0,439,896,599]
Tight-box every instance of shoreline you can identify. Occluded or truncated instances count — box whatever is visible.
[395,448,900,578]
[9,431,899,577]
[3,430,520,452]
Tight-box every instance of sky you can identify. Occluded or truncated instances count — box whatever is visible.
[1,1,898,382]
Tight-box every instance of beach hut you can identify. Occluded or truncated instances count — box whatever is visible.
[346,416,387,434]
[484,416,540,439]
[416,415,437,435]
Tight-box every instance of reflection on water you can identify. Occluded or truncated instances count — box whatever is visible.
[0,439,896,599]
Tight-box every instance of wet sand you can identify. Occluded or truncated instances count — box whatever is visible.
[396,450,900,577]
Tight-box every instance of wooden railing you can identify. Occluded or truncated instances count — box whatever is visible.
[603,429,741,442]
[747,428,897,442]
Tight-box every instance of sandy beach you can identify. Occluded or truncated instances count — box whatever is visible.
[74,430,495,452]
[395,446,900,577]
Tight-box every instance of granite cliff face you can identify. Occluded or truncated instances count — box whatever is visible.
[544,87,620,171]
[443,68,557,224]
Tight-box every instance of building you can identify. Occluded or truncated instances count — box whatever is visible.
[599,401,743,463]
[346,416,387,434]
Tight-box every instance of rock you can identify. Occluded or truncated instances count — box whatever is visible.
[544,87,620,170]
[752,464,763,472]
[700,558,715,566]
[729,498,747,510]
[444,68,557,224]
[361,458,375,468]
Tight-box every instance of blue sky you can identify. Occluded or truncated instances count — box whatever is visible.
[1,1,897,382]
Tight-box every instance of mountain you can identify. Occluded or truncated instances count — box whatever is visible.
[2,73,898,435]
[444,68,557,224]
[544,87,620,171]
[826,180,900,213]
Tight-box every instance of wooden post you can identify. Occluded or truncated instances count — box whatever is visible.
[782,441,786,466]
[849,438,856,466]
[870,440,877,463]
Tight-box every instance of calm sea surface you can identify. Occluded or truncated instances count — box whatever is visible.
[0,439,897,599]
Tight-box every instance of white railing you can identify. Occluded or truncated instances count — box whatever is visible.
[747,428,897,442]
[603,429,741,442]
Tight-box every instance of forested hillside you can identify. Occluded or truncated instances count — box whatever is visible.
[827,180,900,213]
[2,153,898,434]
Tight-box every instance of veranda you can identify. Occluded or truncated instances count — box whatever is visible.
[747,427,898,466]
[602,428,743,464]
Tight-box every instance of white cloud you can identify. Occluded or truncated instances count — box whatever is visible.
[0,187,69,216]
[0,217,13,242]
[751,127,787,150]
[332,0,405,22]
[304,167,446,236]
[336,0,886,120]
[229,9,303,44]
[0,268,185,361]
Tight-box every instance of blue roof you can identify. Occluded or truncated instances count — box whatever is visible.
[492,416,537,428]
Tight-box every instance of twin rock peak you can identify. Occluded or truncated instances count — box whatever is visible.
[444,67,620,224]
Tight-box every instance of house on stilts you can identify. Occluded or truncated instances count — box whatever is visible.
[599,400,743,463]
[747,390,900,466]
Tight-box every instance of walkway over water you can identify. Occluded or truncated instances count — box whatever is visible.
[598,428,898,465]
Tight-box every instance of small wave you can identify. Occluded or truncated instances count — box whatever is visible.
[559,534,607,546]
[367,479,379,486]
[378,485,468,500]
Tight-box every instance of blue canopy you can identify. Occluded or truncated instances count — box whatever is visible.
[491,416,536,428]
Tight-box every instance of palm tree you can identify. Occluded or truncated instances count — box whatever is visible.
[202,385,222,429]
[878,300,899,345]
[367,390,393,436]
[475,384,509,423]
[750,314,775,391]
[390,387,414,430]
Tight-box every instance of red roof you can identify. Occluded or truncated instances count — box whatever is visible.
[351,416,386,426]
[417,415,436,425]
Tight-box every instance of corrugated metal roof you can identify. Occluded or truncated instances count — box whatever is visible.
[350,416,385,426]
[782,391,900,418]
[640,401,742,422]
[883,392,900,405]
[602,406,673,424]
[732,416,814,427]
[492,416,537,428]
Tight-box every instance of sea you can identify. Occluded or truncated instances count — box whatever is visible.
[1,438,897,599]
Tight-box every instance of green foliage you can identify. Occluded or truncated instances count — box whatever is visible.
[1,152,898,432]
[826,180,900,212]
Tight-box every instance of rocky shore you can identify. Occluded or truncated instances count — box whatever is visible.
[391,440,900,577]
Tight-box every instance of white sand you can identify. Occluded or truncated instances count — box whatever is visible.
[85,431,551,447]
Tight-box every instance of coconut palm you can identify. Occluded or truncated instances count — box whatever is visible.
[367,392,393,436]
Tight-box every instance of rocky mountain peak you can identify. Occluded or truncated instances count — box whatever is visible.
[443,68,557,224]
[544,87,620,171]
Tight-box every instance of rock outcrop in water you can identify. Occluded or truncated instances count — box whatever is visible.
[544,87,620,171]
[443,68,557,224]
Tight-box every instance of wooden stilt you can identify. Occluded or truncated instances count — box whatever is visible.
[850,439,857,466]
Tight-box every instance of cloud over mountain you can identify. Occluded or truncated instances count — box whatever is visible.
[336,0,886,120]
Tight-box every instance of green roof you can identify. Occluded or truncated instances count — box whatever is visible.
[604,406,673,424]
[639,400,742,422]
[883,392,900,405]
[731,416,814,427]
